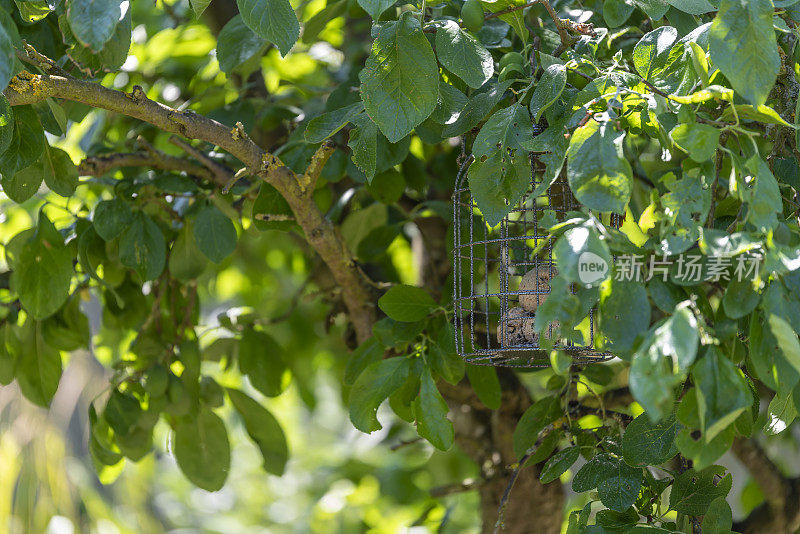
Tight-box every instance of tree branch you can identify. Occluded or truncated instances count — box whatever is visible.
[731,437,791,511]
[78,150,214,181]
[168,135,233,185]
[4,65,376,343]
[302,140,336,195]
[481,0,592,57]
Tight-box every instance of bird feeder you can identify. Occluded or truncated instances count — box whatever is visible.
[452,155,616,367]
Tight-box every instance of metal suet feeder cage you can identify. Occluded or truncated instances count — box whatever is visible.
[452,151,618,368]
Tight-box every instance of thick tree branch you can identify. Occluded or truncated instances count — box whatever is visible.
[4,67,376,343]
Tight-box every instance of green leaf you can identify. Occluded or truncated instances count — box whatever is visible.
[189,0,212,16]
[523,118,570,194]
[413,367,454,450]
[119,212,166,281]
[670,123,720,162]
[442,81,511,138]
[630,304,699,421]
[39,145,79,197]
[600,280,651,354]
[622,413,679,466]
[435,20,493,89]
[345,337,384,385]
[193,204,237,263]
[633,0,669,20]
[252,182,296,232]
[357,0,395,19]
[512,396,562,458]
[372,316,424,347]
[667,0,715,14]
[604,0,635,27]
[168,222,207,282]
[530,64,566,121]
[1,164,42,203]
[744,155,782,232]
[104,390,143,437]
[692,347,751,441]
[430,82,468,125]
[305,102,365,143]
[769,314,800,377]
[472,103,533,160]
[633,26,679,81]
[669,466,732,516]
[468,103,533,226]
[676,423,734,471]
[10,214,73,320]
[41,295,90,352]
[378,285,437,322]
[469,149,531,228]
[572,453,643,512]
[237,0,299,57]
[566,120,632,214]
[0,105,45,180]
[721,104,796,127]
[428,323,464,384]
[348,357,411,432]
[767,391,797,434]
[216,15,267,75]
[702,497,734,533]
[348,112,378,180]
[466,364,501,409]
[0,95,12,153]
[93,198,134,241]
[540,446,580,484]
[722,278,759,319]
[709,0,778,106]
[239,329,287,398]
[227,388,289,476]
[359,13,439,143]
[66,9,132,75]
[66,0,122,52]
[554,222,612,287]
[13,320,62,407]
[482,0,528,40]
[173,408,231,491]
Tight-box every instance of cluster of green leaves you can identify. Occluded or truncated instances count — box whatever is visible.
[345,284,503,450]
[2,0,800,529]
[332,0,800,529]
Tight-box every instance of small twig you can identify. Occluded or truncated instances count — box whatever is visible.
[484,0,591,57]
[430,479,481,497]
[18,42,73,78]
[301,140,336,195]
[258,275,313,325]
[169,135,233,186]
[390,437,423,451]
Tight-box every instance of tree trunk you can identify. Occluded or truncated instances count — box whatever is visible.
[441,373,565,534]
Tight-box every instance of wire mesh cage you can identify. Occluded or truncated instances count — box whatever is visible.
[452,152,618,368]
